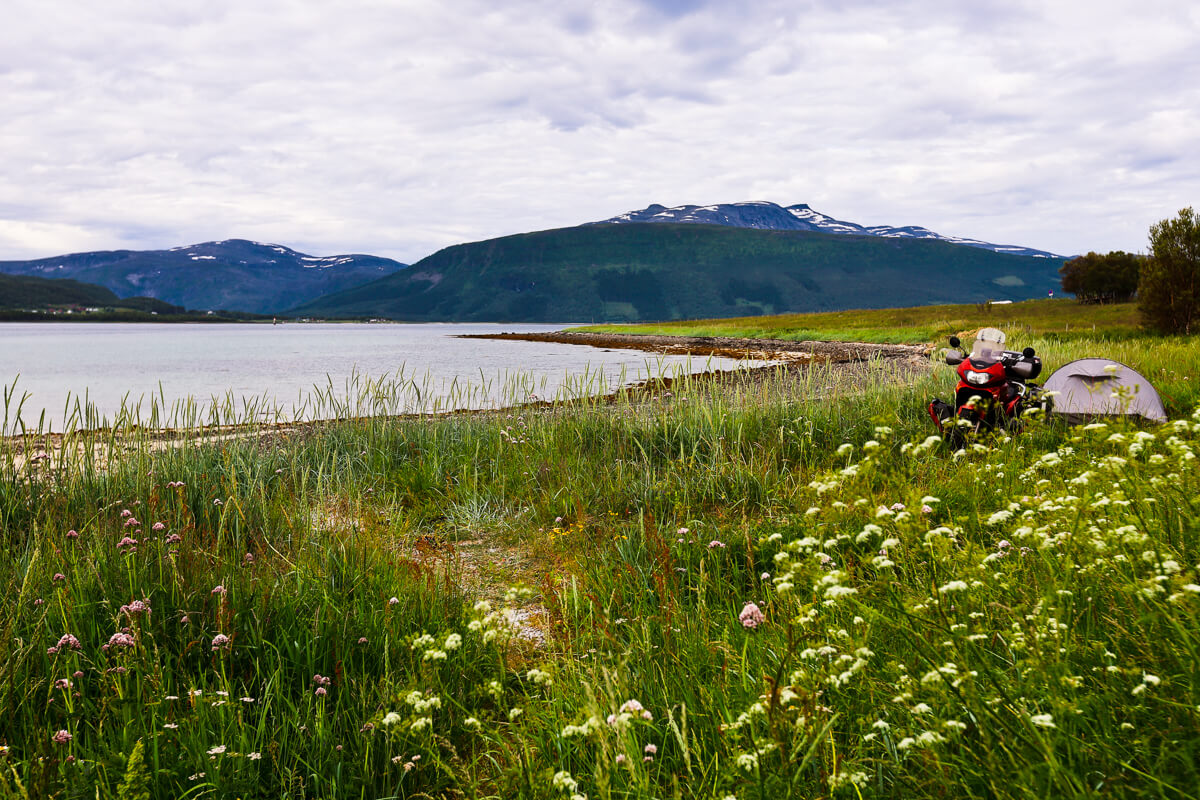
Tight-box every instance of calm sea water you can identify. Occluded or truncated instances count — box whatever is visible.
[0,322,752,431]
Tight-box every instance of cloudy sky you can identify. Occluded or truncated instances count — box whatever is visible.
[2,0,1197,263]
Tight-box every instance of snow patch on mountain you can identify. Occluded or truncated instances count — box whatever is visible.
[595,201,1062,259]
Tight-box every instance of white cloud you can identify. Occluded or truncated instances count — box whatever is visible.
[0,0,1196,261]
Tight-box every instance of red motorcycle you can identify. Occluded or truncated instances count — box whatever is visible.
[928,328,1049,446]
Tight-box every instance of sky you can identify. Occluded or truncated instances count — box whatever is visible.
[1,0,1197,263]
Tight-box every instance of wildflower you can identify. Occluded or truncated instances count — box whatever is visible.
[116,536,138,549]
[644,743,657,755]
[736,752,758,772]
[211,585,227,597]
[47,633,82,655]
[247,752,261,760]
[381,712,402,726]
[165,533,182,544]
[211,634,231,651]
[241,696,255,703]
[163,723,178,729]
[508,707,523,721]
[552,771,578,792]
[120,599,151,617]
[615,753,627,765]
[464,716,481,729]
[357,637,368,644]
[1029,713,1056,728]
[315,687,327,697]
[152,522,166,531]
[677,527,689,535]
[444,633,462,651]
[52,729,72,744]
[938,580,969,594]
[53,573,66,582]
[66,529,79,539]
[739,602,765,630]
[207,745,227,756]
[921,504,933,514]
[107,632,136,649]
[708,540,726,549]
[388,597,400,606]
[54,678,72,689]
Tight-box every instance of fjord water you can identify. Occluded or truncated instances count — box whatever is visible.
[0,322,750,432]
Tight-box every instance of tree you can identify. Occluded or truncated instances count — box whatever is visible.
[1139,207,1200,334]
[1059,251,1142,303]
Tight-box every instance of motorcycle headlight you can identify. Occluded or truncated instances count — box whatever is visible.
[965,370,991,385]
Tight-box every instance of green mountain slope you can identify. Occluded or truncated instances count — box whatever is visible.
[292,224,1065,322]
[0,273,121,307]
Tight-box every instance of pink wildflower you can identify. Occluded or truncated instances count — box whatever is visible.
[615,754,627,765]
[315,686,327,697]
[388,597,400,606]
[120,510,132,518]
[53,573,66,582]
[211,585,227,597]
[313,674,331,686]
[120,599,151,617]
[152,522,166,531]
[211,633,231,651]
[107,632,136,649]
[55,678,72,689]
[165,533,182,544]
[708,540,726,549]
[921,504,933,514]
[739,602,765,629]
[52,729,72,744]
[66,529,79,539]
[123,517,139,528]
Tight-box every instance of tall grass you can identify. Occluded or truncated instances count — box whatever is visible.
[1,333,1198,798]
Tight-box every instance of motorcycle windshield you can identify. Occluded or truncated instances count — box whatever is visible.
[971,327,1006,362]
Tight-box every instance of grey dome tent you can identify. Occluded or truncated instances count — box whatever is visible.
[1042,358,1167,424]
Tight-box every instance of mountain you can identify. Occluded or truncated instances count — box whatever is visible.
[292,223,1065,322]
[0,273,122,308]
[0,239,407,314]
[0,273,191,316]
[593,201,1063,259]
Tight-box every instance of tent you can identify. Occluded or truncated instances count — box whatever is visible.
[1042,358,1167,424]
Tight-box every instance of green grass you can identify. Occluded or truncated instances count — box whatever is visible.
[573,298,1145,344]
[1,330,1198,798]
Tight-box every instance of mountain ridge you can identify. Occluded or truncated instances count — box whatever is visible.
[0,239,407,314]
[592,201,1063,259]
[292,222,1065,322]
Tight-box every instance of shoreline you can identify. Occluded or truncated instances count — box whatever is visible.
[4,332,932,472]
[457,329,930,363]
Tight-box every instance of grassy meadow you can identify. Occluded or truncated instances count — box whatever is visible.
[1,308,1199,799]
[574,298,1143,345]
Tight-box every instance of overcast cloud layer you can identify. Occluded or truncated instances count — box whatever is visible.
[2,0,1197,262]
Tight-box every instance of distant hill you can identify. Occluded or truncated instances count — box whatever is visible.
[292,223,1065,322]
[0,273,122,308]
[0,239,407,314]
[594,201,1064,259]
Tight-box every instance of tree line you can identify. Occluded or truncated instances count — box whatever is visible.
[1060,206,1199,334]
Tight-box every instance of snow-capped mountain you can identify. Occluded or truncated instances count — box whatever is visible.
[0,239,407,314]
[594,201,1062,259]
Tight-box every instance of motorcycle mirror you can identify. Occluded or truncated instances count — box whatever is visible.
[948,336,961,348]
[1022,346,1035,358]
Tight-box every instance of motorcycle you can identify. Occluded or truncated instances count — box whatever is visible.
[927,327,1050,447]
